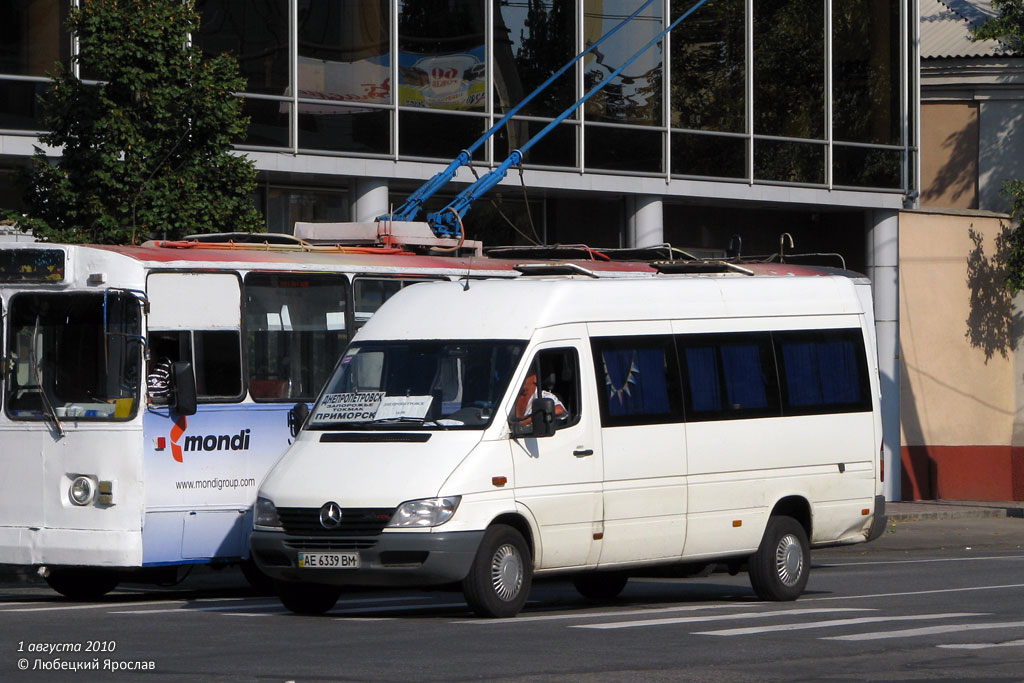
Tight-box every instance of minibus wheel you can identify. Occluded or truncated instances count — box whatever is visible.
[44,567,120,600]
[748,516,810,601]
[573,572,628,600]
[275,581,341,615]
[462,524,532,618]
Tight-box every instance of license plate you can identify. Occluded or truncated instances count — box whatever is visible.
[297,552,360,569]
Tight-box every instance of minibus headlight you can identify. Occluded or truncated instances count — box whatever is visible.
[254,496,282,529]
[69,476,95,506]
[387,496,461,528]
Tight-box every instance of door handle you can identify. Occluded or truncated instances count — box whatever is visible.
[573,448,594,457]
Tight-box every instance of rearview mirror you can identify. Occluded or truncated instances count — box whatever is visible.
[529,397,557,438]
[171,361,197,416]
[510,397,557,439]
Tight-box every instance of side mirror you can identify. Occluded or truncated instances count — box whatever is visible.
[288,402,309,438]
[171,361,197,417]
[528,397,557,438]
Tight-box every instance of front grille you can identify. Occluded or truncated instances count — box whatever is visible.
[285,539,377,552]
[277,507,394,536]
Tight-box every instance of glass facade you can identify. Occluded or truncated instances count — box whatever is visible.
[0,0,911,193]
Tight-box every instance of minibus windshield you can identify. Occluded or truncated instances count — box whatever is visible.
[309,340,525,430]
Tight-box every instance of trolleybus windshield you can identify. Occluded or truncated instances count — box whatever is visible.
[5,291,142,421]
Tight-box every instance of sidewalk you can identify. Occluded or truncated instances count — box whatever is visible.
[887,499,1024,521]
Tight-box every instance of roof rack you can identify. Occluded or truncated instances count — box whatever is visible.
[181,232,305,246]
[486,243,703,262]
[652,260,755,276]
[513,262,600,278]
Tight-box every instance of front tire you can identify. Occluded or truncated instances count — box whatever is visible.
[275,581,341,615]
[44,568,120,600]
[748,516,810,601]
[462,524,532,618]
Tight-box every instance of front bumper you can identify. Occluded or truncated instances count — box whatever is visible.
[250,529,485,587]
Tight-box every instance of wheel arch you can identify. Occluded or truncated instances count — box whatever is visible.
[489,512,535,561]
[769,495,812,539]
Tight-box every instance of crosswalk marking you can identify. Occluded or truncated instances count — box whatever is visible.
[455,601,774,625]
[332,601,469,616]
[571,608,873,630]
[694,613,985,636]
[824,621,1024,641]
[112,601,282,615]
[0,599,192,613]
[938,639,1024,650]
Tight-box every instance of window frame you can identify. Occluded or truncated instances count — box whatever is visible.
[591,334,684,428]
[676,331,781,423]
[773,328,873,417]
[243,270,351,403]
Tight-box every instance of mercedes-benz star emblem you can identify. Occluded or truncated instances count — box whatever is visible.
[319,501,343,529]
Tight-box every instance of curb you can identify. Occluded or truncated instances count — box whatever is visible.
[887,503,1024,522]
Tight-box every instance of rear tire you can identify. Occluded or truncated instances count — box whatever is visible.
[44,568,120,600]
[275,581,341,615]
[748,516,810,601]
[573,572,628,600]
[462,524,532,618]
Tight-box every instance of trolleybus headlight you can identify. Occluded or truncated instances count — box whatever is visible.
[69,476,96,506]
[387,496,461,528]
[255,496,283,528]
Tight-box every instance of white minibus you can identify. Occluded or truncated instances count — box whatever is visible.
[252,269,887,617]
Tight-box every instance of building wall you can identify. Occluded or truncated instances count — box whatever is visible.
[920,102,978,210]
[899,209,1024,500]
[979,99,1024,213]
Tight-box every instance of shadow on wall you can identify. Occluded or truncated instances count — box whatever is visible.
[922,112,978,208]
[964,224,1022,362]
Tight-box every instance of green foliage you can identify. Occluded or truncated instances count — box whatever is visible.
[11,0,262,244]
[972,1,1024,291]
[971,0,1024,51]
[1000,181,1024,293]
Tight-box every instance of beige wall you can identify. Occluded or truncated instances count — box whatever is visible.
[899,210,1016,448]
[920,103,979,210]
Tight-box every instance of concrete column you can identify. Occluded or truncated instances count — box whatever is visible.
[350,178,389,223]
[867,210,901,501]
[627,195,664,248]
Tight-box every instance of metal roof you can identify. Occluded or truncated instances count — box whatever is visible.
[921,0,1015,59]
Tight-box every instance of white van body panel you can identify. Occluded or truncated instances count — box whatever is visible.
[253,273,884,600]
[260,431,486,508]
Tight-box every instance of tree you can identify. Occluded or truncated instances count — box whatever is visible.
[972,0,1024,291]
[11,0,262,244]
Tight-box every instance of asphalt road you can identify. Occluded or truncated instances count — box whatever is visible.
[1,515,1023,682]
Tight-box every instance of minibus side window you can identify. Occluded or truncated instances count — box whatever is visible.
[678,333,780,422]
[513,348,581,432]
[774,329,872,415]
[592,335,683,427]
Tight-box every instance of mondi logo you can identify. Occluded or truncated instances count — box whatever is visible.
[169,416,251,463]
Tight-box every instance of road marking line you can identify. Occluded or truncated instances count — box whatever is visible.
[572,608,873,630]
[695,613,985,636]
[819,555,1024,567]
[938,639,1024,650]
[454,601,770,625]
[804,583,1024,603]
[332,601,469,617]
[0,599,190,613]
[111,601,282,614]
[824,621,1024,641]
